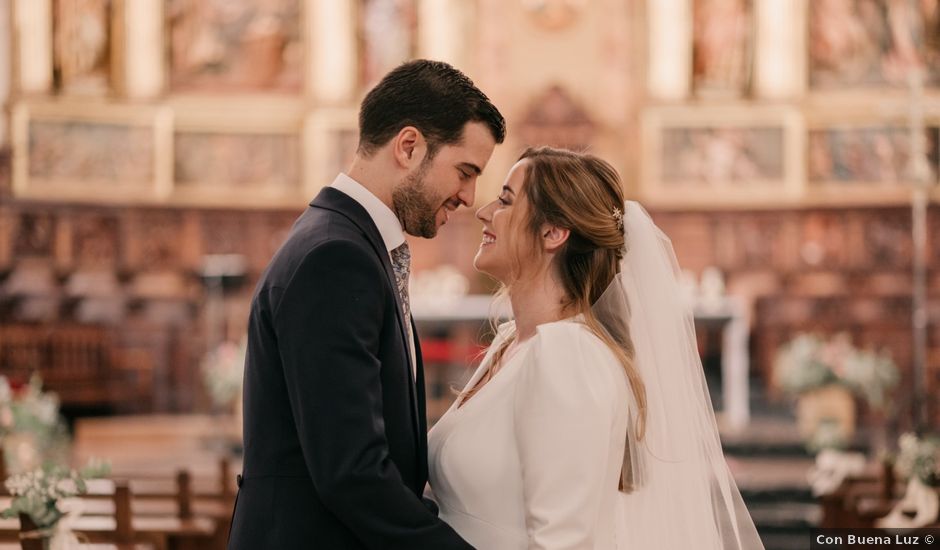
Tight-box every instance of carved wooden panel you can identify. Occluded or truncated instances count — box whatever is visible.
[653,213,716,274]
[13,211,58,259]
[930,206,940,265]
[27,120,154,188]
[662,126,785,184]
[123,210,187,272]
[174,132,301,191]
[862,211,912,268]
[640,105,803,207]
[247,211,297,273]
[0,203,936,417]
[798,211,852,269]
[200,211,251,256]
[809,127,940,186]
[714,213,795,271]
[71,211,121,268]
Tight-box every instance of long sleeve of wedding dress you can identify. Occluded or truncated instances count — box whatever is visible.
[512,322,631,550]
[427,319,631,550]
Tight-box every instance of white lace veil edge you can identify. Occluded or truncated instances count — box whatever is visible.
[592,201,765,550]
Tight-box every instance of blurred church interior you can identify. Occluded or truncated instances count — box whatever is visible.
[0,0,938,548]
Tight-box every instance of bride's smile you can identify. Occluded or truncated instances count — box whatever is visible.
[473,160,526,282]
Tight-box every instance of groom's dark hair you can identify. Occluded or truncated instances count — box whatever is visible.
[357,59,506,158]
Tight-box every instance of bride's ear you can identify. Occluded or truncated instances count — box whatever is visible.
[541,224,570,253]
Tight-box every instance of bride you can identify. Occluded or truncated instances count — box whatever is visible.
[428,147,765,549]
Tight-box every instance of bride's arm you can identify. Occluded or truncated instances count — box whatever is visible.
[512,323,626,550]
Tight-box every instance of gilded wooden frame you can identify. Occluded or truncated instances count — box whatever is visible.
[10,100,170,204]
[639,104,804,209]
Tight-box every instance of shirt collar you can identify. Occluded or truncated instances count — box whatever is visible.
[330,173,406,252]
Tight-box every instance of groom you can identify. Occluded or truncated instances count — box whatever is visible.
[227,60,505,549]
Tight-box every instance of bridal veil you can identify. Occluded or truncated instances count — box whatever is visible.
[593,201,765,550]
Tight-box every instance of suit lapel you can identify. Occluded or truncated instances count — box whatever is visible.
[310,188,422,442]
[412,317,430,484]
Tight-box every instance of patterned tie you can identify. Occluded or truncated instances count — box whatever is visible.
[390,243,411,319]
[390,243,414,369]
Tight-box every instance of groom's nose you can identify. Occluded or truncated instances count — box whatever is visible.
[457,182,476,210]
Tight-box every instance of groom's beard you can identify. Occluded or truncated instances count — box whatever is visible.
[393,160,441,238]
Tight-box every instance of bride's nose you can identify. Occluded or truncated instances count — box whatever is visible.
[476,201,493,222]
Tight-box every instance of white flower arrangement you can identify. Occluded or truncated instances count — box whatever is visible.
[0,374,70,473]
[201,340,246,409]
[0,374,63,434]
[895,433,940,487]
[1,459,110,531]
[773,332,899,409]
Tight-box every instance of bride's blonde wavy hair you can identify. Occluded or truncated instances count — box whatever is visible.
[469,146,647,451]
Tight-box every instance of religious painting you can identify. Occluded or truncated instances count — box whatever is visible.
[173,131,302,196]
[12,103,159,202]
[359,0,416,89]
[661,127,784,185]
[53,0,112,94]
[809,0,940,89]
[27,120,153,186]
[167,0,303,93]
[809,126,940,185]
[692,0,753,97]
[640,106,803,207]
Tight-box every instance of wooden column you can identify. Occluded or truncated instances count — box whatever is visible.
[309,0,358,105]
[113,0,165,99]
[753,0,807,99]
[645,0,692,100]
[12,0,53,95]
[417,0,475,71]
[0,0,11,146]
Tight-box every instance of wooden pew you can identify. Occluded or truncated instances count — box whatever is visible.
[0,324,153,412]
[1,478,218,550]
[819,463,940,529]
[11,481,153,550]
[0,545,145,550]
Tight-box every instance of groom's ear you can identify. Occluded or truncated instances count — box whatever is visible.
[393,126,427,170]
[541,224,570,253]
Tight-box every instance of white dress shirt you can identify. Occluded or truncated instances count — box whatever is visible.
[330,173,417,376]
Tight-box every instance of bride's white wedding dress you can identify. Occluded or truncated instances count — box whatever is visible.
[428,318,632,549]
[429,202,765,550]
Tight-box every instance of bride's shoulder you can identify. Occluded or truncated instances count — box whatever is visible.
[530,318,622,373]
[533,317,606,349]
[515,318,629,406]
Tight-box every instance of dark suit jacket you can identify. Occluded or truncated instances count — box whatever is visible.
[228,187,472,549]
